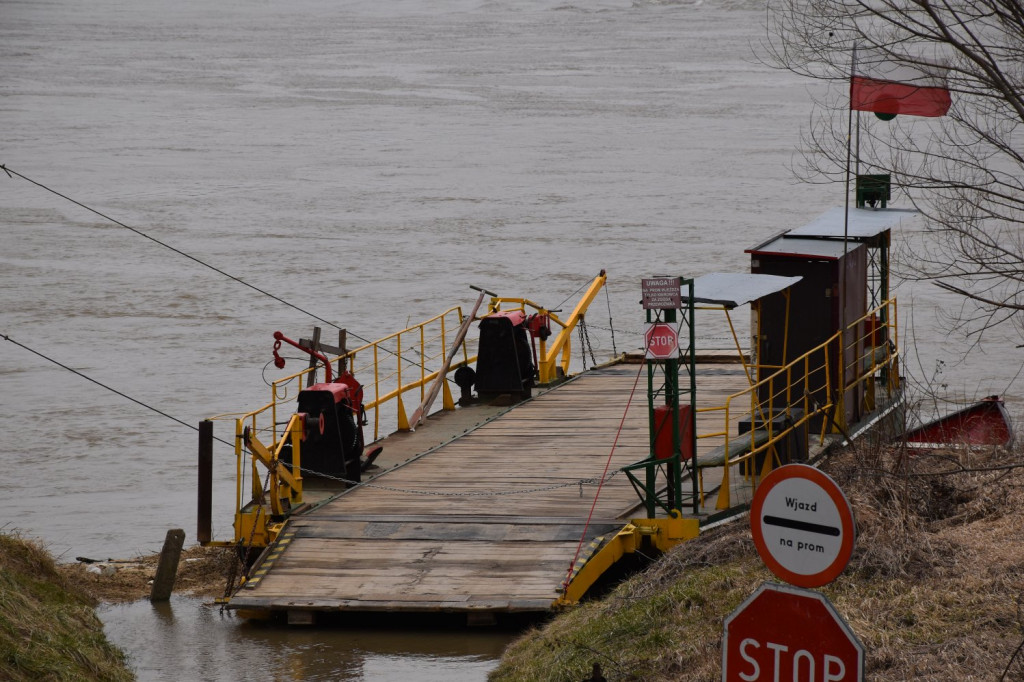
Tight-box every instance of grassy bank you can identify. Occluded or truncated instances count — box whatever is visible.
[0,533,133,681]
[491,443,1024,680]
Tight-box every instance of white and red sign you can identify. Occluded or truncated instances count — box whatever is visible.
[644,322,679,360]
[750,464,856,588]
[641,277,682,310]
[723,582,864,681]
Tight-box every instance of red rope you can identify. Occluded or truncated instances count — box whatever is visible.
[562,357,648,594]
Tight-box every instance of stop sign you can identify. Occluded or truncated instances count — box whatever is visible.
[723,583,864,681]
[644,322,679,360]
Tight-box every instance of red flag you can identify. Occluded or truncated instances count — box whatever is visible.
[851,58,951,117]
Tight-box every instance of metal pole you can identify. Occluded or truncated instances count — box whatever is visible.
[197,420,213,544]
[684,278,698,515]
[664,305,679,513]
[645,306,657,519]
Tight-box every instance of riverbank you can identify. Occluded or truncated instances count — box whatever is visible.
[0,533,134,681]
[57,545,235,604]
[490,442,1024,680]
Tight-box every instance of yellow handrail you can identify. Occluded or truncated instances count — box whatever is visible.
[228,412,307,548]
[208,276,610,548]
[208,306,476,545]
[699,298,899,509]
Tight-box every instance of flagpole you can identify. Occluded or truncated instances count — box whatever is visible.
[844,44,856,248]
[839,44,856,432]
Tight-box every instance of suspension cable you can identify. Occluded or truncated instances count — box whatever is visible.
[1,163,478,384]
[561,354,647,593]
[0,164,370,340]
[4,331,627,498]
[1,333,236,449]
[552,279,591,312]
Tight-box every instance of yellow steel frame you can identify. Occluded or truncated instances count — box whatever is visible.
[232,413,306,549]
[554,515,700,606]
[209,306,474,547]
[206,278,610,549]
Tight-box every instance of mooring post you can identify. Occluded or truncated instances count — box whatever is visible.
[150,528,186,602]
[197,420,213,544]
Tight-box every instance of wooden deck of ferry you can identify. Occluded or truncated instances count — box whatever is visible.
[226,360,839,620]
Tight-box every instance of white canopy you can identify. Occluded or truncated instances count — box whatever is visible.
[692,273,803,309]
[786,207,918,241]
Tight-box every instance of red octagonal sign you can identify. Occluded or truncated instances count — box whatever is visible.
[723,583,864,681]
[644,322,679,360]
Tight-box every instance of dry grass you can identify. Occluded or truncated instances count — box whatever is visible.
[0,533,134,681]
[491,443,1024,681]
[0,538,236,680]
[57,544,237,604]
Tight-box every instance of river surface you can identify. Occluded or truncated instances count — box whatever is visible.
[2,0,1020,679]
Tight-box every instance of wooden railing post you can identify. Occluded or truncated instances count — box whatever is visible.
[150,529,185,602]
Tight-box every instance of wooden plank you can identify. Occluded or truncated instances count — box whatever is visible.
[410,288,486,426]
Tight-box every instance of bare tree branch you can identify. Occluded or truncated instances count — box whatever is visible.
[762,0,1024,345]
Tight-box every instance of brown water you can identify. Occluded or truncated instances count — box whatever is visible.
[100,598,511,680]
[2,0,1019,678]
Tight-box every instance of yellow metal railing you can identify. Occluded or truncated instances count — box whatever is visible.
[698,298,899,510]
[209,306,476,545]
[843,299,901,415]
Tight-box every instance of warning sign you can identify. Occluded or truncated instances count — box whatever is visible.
[642,277,682,310]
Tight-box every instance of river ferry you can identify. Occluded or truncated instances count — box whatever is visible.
[197,204,911,624]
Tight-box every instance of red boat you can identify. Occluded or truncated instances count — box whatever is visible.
[904,395,1015,448]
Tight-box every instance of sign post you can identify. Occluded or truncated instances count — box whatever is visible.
[721,465,863,680]
[723,582,864,681]
[641,277,683,310]
[635,276,698,514]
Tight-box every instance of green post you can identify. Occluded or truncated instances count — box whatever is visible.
[640,276,697,517]
[645,306,657,519]
[663,305,680,513]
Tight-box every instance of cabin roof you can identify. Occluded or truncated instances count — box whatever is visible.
[786,206,918,241]
[746,234,859,260]
[692,272,803,308]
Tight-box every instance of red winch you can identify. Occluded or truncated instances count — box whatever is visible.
[271,331,373,483]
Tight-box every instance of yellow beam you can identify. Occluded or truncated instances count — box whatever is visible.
[538,271,607,384]
[555,516,699,606]
[246,437,301,503]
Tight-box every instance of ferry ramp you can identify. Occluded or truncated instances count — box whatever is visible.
[226,363,749,620]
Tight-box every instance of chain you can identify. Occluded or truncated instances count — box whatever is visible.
[578,318,598,369]
[289,464,622,497]
[604,285,618,357]
[222,460,274,604]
